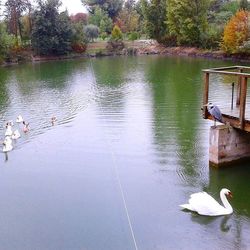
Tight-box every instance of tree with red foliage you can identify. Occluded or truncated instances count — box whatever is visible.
[70,13,88,25]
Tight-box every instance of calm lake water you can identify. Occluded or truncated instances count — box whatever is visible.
[0,55,249,250]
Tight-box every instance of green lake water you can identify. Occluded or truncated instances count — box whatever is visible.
[0,55,249,249]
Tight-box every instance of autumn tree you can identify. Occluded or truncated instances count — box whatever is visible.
[111,24,122,41]
[70,13,88,25]
[221,10,249,53]
[117,0,139,33]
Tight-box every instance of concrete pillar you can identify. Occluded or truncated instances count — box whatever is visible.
[209,125,250,167]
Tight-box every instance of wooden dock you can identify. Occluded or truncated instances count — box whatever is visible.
[203,66,250,132]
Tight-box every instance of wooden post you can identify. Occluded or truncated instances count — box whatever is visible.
[203,72,209,118]
[239,76,247,129]
[236,68,243,105]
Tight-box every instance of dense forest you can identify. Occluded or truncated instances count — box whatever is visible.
[0,0,250,61]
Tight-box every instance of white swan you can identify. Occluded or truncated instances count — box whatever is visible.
[5,125,13,137]
[2,136,13,152]
[180,188,233,216]
[16,115,24,123]
[11,129,21,140]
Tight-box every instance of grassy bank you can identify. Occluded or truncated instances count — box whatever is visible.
[5,40,250,65]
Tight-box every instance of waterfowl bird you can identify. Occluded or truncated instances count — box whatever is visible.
[16,115,24,123]
[6,120,14,127]
[11,129,21,140]
[2,136,13,152]
[180,188,233,216]
[22,121,30,133]
[5,125,13,137]
[204,103,223,126]
[51,115,57,126]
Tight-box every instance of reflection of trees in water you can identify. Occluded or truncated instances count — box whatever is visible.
[0,67,10,111]
[145,56,211,184]
[9,60,89,95]
[90,57,136,118]
[0,60,92,139]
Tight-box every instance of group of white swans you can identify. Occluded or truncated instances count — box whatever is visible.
[2,115,30,153]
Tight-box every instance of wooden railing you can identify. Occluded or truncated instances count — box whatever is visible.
[203,66,250,131]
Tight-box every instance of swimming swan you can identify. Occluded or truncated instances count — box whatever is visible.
[16,115,24,123]
[180,188,233,216]
[2,136,13,152]
[5,125,13,137]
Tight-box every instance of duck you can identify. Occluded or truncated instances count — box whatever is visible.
[180,188,233,216]
[22,121,30,133]
[2,136,13,152]
[11,129,21,140]
[51,115,57,126]
[16,115,24,123]
[5,125,13,137]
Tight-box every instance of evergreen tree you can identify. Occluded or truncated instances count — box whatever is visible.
[81,0,122,20]
[167,0,209,46]
[111,24,123,41]
[31,0,73,55]
[89,6,113,34]
[84,24,99,42]
[141,0,167,42]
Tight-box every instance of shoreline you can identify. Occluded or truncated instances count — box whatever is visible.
[4,40,250,65]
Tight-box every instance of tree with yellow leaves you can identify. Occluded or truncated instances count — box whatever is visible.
[221,10,249,53]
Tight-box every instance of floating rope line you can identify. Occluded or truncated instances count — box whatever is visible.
[89,59,138,250]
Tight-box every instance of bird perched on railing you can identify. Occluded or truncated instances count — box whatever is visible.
[204,103,223,127]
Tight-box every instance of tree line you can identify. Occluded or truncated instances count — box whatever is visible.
[0,0,249,61]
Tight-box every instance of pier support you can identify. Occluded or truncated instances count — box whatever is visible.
[209,125,250,167]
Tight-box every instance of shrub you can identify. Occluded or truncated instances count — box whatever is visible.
[84,24,99,42]
[200,24,223,49]
[128,32,139,41]
[100,32,108,41]
[221,10,249,53]
[111,25,123,41]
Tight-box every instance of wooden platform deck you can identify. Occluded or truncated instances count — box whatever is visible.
[203,66,250,132]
